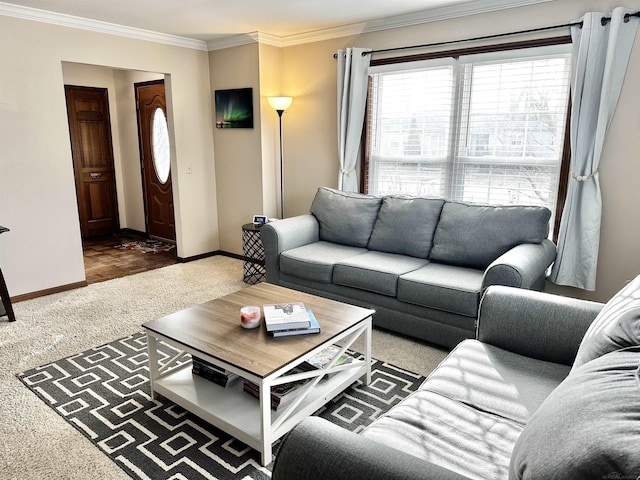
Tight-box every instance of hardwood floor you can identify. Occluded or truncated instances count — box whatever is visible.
[82,233,178,284]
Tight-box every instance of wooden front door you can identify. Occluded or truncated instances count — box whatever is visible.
[136,80,175,241]
[65,85,119,238]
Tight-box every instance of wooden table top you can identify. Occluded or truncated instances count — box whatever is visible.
[142,283,375,378]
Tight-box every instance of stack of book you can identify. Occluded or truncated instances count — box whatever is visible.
[243,368,310,411]
[263,302,321,337]
[243,347,354,410]
[191,356,239,388]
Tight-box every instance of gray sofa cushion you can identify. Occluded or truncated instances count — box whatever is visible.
[363,389,522,480]
[430,202,551,269]
[310,187,382,248]
[280,241,366,284]
[333,251,428,297]
[572,275,640,370]
[397,263,484,317]
[367,196,445,258]
[510,348,640,480]
[422,340,570,426]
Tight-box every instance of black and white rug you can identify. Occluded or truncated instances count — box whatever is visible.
[18,331,425,479]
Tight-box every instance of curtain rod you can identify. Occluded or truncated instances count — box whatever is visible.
[333,11,640,58]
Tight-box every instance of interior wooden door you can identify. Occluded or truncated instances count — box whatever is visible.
[65,85,119,238]
[135,80,175,242]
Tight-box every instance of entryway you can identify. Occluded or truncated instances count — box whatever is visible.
[63,64,178,283]
[82,233,177,284]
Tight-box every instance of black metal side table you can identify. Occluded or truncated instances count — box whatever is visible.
[0,226,15,322]
[241,223,266,285]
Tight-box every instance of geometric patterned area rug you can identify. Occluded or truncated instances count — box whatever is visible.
[17,331,425,479]
[114,240,176,254]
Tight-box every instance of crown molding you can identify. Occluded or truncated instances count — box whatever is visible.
[207,31,281,51]
[1,0,554,52]
[274,0,556,47]
[0,1,208,51]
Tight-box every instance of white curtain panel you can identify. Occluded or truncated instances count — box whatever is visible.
[337,47,371,192]
[550,7,639,290]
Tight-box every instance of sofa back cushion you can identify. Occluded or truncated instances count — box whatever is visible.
[572,274,640,371]
[509,348,640,480]
[367,196,445,258]
[310,187,382,248]
[430,202,551,269]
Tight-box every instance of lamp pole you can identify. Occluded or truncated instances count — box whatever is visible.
[276,108,285,219]
[268,97,293,219]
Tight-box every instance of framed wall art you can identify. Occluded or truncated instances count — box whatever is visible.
[215,88,253,128]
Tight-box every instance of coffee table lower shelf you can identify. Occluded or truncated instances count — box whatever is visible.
[153,363,367,459]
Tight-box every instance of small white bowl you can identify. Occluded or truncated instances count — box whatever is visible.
[240,306,261,329]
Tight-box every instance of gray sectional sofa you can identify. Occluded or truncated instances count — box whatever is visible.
[261,187,556,348]
[273,278,640,479]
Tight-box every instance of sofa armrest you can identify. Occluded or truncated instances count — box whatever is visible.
[273,417,471,480]
[477,285,604,366]
[261,214,320,283]
[482,239,556,291]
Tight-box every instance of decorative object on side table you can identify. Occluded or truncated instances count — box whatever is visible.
[252,214,267,226]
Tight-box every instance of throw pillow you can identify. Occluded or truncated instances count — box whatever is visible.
[430,202,551,270]
[367,196,445,258]
[309,187,382,248]
[572,274,640,371]
[509,348,640,480]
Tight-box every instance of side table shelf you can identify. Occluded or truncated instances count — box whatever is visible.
[242,223,266,284]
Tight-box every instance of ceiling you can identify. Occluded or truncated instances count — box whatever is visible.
[0,0,548,47]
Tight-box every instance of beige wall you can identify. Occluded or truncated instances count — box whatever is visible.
[277,0,640,302]
[209,44,265,254]
[0,15,218,296]
[2,0,640,302]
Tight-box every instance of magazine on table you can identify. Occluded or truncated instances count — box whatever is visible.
[271,308,320,337]
[263,302,311,331]
[299,345,353,378]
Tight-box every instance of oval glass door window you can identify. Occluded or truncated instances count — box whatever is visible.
[152,107,171,184]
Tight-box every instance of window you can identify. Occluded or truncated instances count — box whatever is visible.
[365,44,572,226]
[151,107,171,184]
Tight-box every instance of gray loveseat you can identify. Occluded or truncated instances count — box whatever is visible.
[262,187,556,348]
[273,278,640,479]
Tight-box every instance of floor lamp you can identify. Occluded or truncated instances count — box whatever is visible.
[268,96,293,219]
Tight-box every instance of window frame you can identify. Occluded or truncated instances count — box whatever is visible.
[361,36,572,242]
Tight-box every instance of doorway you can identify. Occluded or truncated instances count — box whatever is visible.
[135,80,176,242]
[62,64,178,283]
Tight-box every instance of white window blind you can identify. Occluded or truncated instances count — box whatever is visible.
[367,45,572,219]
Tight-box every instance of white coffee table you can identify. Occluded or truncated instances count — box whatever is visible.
[142,283,374,466]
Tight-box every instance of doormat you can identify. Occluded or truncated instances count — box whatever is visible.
[18,331,425,479]
[114,240,175,254]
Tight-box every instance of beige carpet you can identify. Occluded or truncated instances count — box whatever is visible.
[0,256,448,479]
